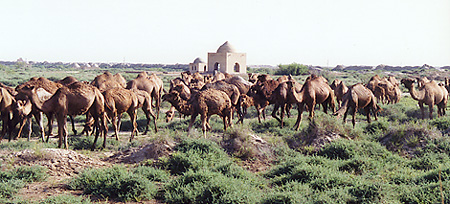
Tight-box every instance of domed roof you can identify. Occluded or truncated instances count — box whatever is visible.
[216,41,236,53]
[193,57,205,64]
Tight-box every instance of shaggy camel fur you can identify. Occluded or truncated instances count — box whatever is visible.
[26,82,107,149]
[201,81,240,106]
[287,75,336,130]
[91,71,126,91]
[103,87,139,141]
[330,79,349,108]
[334,83,381,127]
[401,78,448,119]
[165,79,192,123]
[131,89,158,134]
[248,73,259,83]
[0,87,16,140]
[162,89,233,138]
[223,76,253,95]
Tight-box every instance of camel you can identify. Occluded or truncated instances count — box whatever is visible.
[223,76,253,95]
[12,87,52,141]
[57,76,78,86]
[131,89,158,134]
[14,77,63,139]
[330,79,349,108]
[366,75,396,104]
[401,78,448,119]
[0,87,16,140]
[201,81,240,106]
[103,87,139,141]
[24,82,107,149]
[417,76,430,88]
[277,75,290,83]
[287,74,336,130]
[127,72,162,120]
[145,72,164,118]
[91,71,126,91]
[248,73,259,83]
[165,79,192,123]
[162,89,233,138]
[269,79,303,127]
[0,82,17,96]
[237,92,269,124]
[334,83,381,127]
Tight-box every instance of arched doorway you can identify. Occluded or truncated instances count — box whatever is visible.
[234,63,240,72]
[214,62,220,71]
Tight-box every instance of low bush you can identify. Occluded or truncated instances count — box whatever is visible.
[39,194,92,204]
[163,170,262,204]
[348,182,381,203]
[68,166,157,202]
[13,165,48,183]
[132,166,170,182]
[0,179,25,199]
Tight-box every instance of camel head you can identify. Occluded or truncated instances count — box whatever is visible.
[13,99,33,118]
[165,110,175,123]
[248,73,259,83]
[162,91,181,104]
[401,78,415,89]
[330,79,342,89]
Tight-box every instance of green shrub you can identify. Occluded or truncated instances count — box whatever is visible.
[409,152,449,170]
[163,170,262,204]
[430,116,450,131]
[317,140,357,160]
[68,166,157,202]
[39,194,92,204]
[365,120,389,136]
[165,139,231,175]
[0,179,25,199]
[13,165,48,183]
[132,166,170,182]
[275,63,309,76]
[348,182,381,203]
[399,181,450,204]
[339,157,376,175]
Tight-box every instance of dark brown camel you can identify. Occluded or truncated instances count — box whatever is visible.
[0,87,16,140]
[334,83,381,127]
[162,89,233,138]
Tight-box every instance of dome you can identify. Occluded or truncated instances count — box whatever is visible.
[216,41,236,53]
[193,57,205,64]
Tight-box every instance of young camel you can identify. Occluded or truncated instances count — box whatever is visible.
[333,83,381,127]
[401,78,448,119]
[25,82,108,149]
[237,93,269,124]
[162,89,233,138]
[103,87,139,141]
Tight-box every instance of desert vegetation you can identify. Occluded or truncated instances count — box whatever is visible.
[0,62,449,203]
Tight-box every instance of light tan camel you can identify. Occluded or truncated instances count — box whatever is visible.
[103,87,139,141]
[401,78,448,119]
[334,83,381,127]
[162,89,233,138]
[269,79,303,128]
[127,72,161,120]
[287,74,336,130]
[25,82,107,149]
[91,71,126,91]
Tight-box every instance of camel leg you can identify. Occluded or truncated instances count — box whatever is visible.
[1,113,9,140]
[46,113,54,137]
[128,109,138,142]
[112,114,120,141]
[343,105,350,124]
[33,112,46,142]
[294,103,304,131]
[237,106,246,124]
[364,106,371,124]
[69,115,77,135]
[56,115,67,149]
[272,104,282,124]
[16,118,28,141]
[201,114,208,138]
[351,106,357,127]
[280,104,285,128]
[187,114,197,137]
[418,102,425,119]
[429,104,434,119]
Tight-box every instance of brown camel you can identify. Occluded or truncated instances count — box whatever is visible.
[269,79,303,127]
[15,77,64,139]
[0,87,16,140]
[145,72,164,118]
[57,76,79,86]
[334,83,381,127]
[330,79,349,108]
[287,74,336,130]
[417,76,430,88]
[367,75,396,104]
[162,89,233,138]
[401,78,448,119]
[130,89,158,134]
[165,79,192,123]
[201,80,240,106]
[237,92,269,124]
[248,73,259,83]
[91,71,126,91]
[127,72,161,120]
[103,87,139,141]
[223,76,253,95]
[25,82,107,149]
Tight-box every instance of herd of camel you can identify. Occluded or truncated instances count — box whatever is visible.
[0,70,448,150]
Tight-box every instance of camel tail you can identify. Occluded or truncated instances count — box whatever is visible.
[333,98,349,119]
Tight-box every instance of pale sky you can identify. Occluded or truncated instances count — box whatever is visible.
[0,0,449,67]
